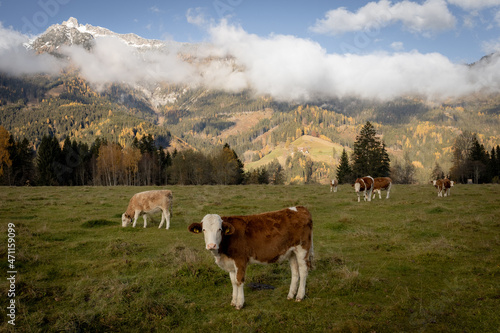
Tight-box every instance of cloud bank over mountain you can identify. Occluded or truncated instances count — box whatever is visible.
[1,18,500,102]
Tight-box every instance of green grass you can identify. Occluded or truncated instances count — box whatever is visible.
[0,184,499,332]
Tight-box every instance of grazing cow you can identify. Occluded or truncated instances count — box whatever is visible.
[188,206,313,309]
[353,176,375,202]
[372,177,392,199]
[330,179,338,192]
[122,190,173,229]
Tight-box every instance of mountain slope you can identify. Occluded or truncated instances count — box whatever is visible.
[1,18,500,183]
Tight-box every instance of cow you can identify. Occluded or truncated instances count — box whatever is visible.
[330,179,338,192]
[122,190,173,229]
[188,206,313,310]
[353,176,375,202]
[371,177,392,199]
[443,178,454,196]
[432,179,452,197]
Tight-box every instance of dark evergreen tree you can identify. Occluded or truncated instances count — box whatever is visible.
[469,138,490,183]
[36,135,61,185]
[336,148,352,184]
[430,161,445,180]
[211,144,244,185]
[3,136,35,186]
[351,121,390,177]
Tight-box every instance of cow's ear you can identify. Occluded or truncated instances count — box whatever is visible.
[222,222,235,236]
[188,223,203,234]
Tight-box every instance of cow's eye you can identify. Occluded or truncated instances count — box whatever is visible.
[202,229,205,232]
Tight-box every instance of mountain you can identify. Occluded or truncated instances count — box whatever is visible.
[30,17,171,54]
[1,18,500,184]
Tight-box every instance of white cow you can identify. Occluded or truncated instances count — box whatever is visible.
[122,190,173,229]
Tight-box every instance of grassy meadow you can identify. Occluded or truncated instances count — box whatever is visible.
[0,184,499,332]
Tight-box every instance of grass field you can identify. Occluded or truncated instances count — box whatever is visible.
[1,184,499,332]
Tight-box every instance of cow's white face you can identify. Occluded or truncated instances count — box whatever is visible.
[201,214,224,250]
[354,182,361,193]
[188,214,235,251]
[122,213,132,227]
[432,180,437,186]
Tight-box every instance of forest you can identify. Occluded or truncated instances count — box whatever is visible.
[1,71,500,185]
[1,122,499,187]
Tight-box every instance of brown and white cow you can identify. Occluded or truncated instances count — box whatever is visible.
[372,177,392,199]
[330,179,338,192]
[122,190,173,229]
[353,176,375,202]
[433,178,454,197]
[443,178,454,196]
[432,179,445,197]
[188,206,313,309]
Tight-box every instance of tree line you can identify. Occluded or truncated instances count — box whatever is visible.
[0,126,286,186]
[447,131,500,184]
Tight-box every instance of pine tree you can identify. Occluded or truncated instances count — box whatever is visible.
[37,135,61,185]
[336,148,352,184]
[351,121,391,177]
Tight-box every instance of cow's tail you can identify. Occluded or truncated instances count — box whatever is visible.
[367,176,375,202]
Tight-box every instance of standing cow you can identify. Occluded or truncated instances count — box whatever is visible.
[353,176,375,202]
[372,177,392,199]
[188,206,313,309]
[330,179,338,192]
[432,178,453,197]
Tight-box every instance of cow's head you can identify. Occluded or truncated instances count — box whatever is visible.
[188,214,235,251]
[432,180,437,186]
[354,179,361,193]
[122,213,132,227]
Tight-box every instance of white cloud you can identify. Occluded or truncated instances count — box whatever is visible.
[391,41,404,51]
[3,20,500,103]
[206,20,498,101]
[495,9,500,26]
[186,7,207,27]
[447,0,500,10]
[60,36,197,88]
[149,6,162,14]
[0,23,62,76]
[310,0,455,36]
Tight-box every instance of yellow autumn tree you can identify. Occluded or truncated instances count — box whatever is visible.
[0,126,12,177]
[97,143,123,186]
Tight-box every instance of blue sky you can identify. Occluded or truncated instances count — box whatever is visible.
[1,0,500,64]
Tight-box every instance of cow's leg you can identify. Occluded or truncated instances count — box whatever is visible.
[158,210,165,229]
[378,190,382,199]
[386,184,391,199]
[295,246,309,301]
[158,208,169,229]
[357,192,361,202]
[229,271,239,307]
[233,264,246,309]
[143,214,147,228]
[334,186,337,193]
[287,253,299,300]
[132,211,140,228]
[165,209,171,229]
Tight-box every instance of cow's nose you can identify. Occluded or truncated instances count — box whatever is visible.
[206,243,217,250]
